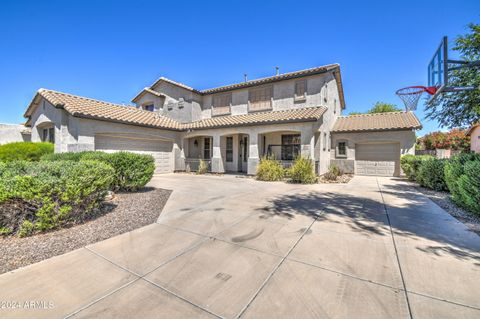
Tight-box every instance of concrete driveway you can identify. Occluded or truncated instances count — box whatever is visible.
[1,174,479,318]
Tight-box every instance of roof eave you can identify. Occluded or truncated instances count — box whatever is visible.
[332,127,422,134]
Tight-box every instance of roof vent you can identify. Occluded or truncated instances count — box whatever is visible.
[276,66,279,76]
[244,74,248,83]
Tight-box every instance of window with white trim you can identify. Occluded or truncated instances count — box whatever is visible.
[143,104,154,112]
[249,86,272,112]
[41,127,55,143]
[226,137,233,162]
[212,93,232,116]
[336,141,347,158]
[204,138,211,159]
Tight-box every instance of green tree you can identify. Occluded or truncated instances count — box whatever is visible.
[425,23,480,128]
[367,102,402,113]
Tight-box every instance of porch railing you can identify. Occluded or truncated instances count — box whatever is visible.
[185,158,212,172]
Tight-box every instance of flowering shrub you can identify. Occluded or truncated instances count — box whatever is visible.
[418,129,470,151]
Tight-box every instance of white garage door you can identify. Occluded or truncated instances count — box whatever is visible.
[95,134,173,174]
[355,143,400,176]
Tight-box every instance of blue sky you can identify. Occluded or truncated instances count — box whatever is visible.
[0,0,478,135]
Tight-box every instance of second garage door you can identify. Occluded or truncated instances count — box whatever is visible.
[95,134,173,174]
[355,143,400,176]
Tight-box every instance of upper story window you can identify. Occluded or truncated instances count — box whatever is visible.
[143,104,154,112]
[294,80,307,102]
[212,93,232,116]
[249,85,273,112]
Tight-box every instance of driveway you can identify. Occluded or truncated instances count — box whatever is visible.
[1,174,479,318]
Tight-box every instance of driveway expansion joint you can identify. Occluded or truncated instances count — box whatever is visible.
[376,178,413,319]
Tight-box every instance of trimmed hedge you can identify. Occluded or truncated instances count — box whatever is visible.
[0,160,114,236]
[41,151,155,191]
[444,153,480,214]
[0,142,54,162]
[256,157,285,181]
[288,157,317,184]
[400,154,433,181]
[416,158,448,191]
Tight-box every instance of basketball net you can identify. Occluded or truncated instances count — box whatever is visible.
[395,86,437,111]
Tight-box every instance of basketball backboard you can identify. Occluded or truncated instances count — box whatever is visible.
[427,36,448,103]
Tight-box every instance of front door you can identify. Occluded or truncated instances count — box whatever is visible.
[238,135,248,173]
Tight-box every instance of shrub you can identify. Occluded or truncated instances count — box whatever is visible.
[42,151,155,191]
[0,142,53,162]
[197,159,208,175]
[445,153,480,214]
[0,160,115,236]
[457,161,480,214]
[329,164,342,177]
[288,157,317,184]
[416,158,448,191]
[323,171,337,181]
[256,157,285,181]
[400,154,433,181]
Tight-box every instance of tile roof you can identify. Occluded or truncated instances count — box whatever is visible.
[135,64,346,108]
[25,89,183,130]
[186,107,327,130]
[332,112,422,132]
[131,87,166,102]
[200,64,340,94]
[24,89,326,130]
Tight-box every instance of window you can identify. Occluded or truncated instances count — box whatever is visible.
[249,86,272,111]
[226,137,233,162]
[334,99,337,114]
[281,134,300,161]
[323,132,327,151]
[204,138,211,159]
[212,93,232,116]
[143,104,154,112]
[336,141,347,158]
[41,127,55,143]
[294,80,307,101]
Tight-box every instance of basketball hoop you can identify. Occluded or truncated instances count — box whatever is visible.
[395,86,437,111]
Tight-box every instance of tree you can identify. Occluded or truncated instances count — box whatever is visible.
[348,102,401,116]
[418,128,470,150]
[425,23,480,128]
[367,102,402,113]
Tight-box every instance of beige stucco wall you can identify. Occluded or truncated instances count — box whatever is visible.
[0,124,31,144]
[470,126,480,153]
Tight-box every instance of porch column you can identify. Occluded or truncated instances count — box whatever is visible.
[173,138,186,171]
[211,134,225,173]
[247,133,259,175]
[301,129,316,173]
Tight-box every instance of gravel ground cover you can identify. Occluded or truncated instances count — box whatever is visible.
[0,187,171,274]
[413,184,480,235]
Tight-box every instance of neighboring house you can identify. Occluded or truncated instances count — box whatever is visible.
[22,64,421,176]
[0,123,31,144]
[466,123,480,153]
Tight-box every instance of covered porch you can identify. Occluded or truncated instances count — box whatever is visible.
[180,125,319,175]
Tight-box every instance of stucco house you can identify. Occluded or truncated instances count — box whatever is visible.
[22,64,421,177]
[0,123,31,144]
[466,123,480,153]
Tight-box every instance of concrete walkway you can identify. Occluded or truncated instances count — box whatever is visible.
[0,174,479,318]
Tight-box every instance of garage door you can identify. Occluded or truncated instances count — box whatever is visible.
[95,134,173,174]
[355,143,400,176]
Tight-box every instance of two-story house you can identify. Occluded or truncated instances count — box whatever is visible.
[23,64,421,177]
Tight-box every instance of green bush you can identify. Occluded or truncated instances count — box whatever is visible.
[197,159,208,175]
[0,142,53,162]
[445,153,480,214]
[416,158,448,191]
[457,161,480,214]
[288,157,317,184]
[400,154,433,181]
[41,151,155,191]
[0,160,114,236]
[323,165,343,181]
[256,157,285,181]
